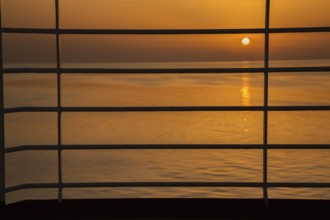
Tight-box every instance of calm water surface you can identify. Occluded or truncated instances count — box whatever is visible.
[4,61,330,203]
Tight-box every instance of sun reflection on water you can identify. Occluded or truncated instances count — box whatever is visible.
[241,73,251,106]
[240,63,252,133]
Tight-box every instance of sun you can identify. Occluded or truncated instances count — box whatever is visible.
[242,37,251,46]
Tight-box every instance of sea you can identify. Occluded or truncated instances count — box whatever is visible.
[3,60,330,203]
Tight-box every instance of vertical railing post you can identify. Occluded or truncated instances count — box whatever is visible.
[55,0,63,203]
[263,0,271,207]
[0,0,5,206]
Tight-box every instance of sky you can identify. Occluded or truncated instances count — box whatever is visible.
[2,0,330,64]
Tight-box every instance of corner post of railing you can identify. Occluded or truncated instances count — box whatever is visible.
[263,0,271,209]
[0,0,5,207]
[55,0,63,204]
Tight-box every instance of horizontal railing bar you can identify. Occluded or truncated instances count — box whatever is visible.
[5,144,330,154]
[269,106,330,111]
[3,67,330,74]
[2,27,330,35]
[5,144,264,153]
[59,106,262,112]
[64,28,264,35]
[4,106,330,114]
[270,27,330,33]
[6,183,58,193]
[268,183,330,188]
[4,182,263,193]
[4,68,58,73]
[63,144,262,150]
[4,107,58,113]
[1,28,263,34]
[62,68,264,74]
[2,28,56,34]
[3,68,264,74]
[268,144,330,149]
[6,182,330,193]
[270,67,330,72]
[5,145,59,153]
[63,182,263,188]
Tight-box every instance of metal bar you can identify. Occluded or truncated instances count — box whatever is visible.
[270,67,330,72]
[3,68,58,73]
[4,144,330,154]
[268,144,330,149]
[267,183,330,188]
[3,106,264,113]
[4,144,264,153]
[269,27,330,33]
[52,106,266,112]
[5,182,263,193]
[2,27,330,35]
[55,0,62,204]
[5,145,59,153]
[63,182,264,188]
[63,144,262,150]
[263,0,271,206]
[0,28,264,35]
[0,0,5,205]
[63,28,265,35]
[61,68,264,74]
[4,107,58,113]
[4,106,330,114]
[269,106,330,111]
[3,66,330,74]
[3,67,265,74]
[5,183,59,193]
[2,28,56,34]
[6,182,330,193]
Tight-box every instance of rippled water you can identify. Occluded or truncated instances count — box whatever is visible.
[4,61,330,203]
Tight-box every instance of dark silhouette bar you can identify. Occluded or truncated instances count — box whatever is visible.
[0,0,4,206]
[55,0,63,203]
[3,66,330,74]
[4,106,330,114]
[2,26,330,35]
[263,0,271,205]
[5,182,330,194]
[5,144,330,154]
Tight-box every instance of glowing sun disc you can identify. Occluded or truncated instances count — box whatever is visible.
[242,37,251,46]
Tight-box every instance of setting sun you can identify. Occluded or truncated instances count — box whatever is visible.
[242,37,251,46]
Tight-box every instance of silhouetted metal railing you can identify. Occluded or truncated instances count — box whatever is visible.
[1,0,330,206]
[0,0,4,205]
[2,27,330,35]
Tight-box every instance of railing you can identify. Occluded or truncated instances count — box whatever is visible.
[1,0,330,206]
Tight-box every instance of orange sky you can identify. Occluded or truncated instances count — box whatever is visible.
[2,0,330,63]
